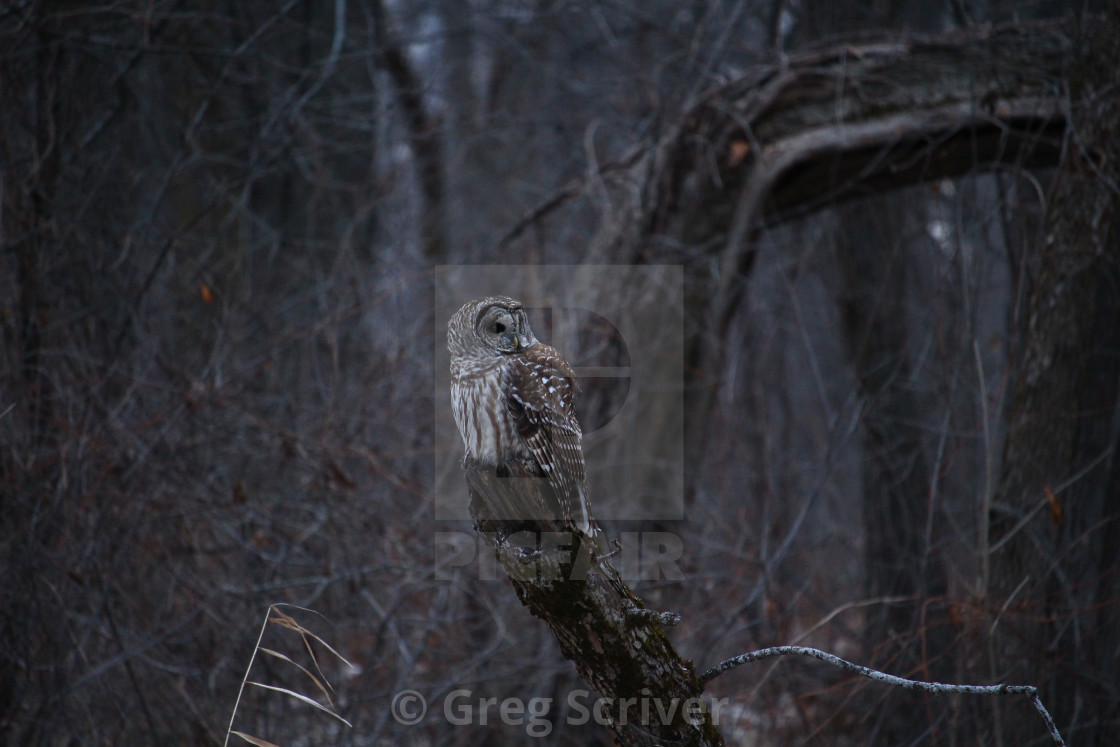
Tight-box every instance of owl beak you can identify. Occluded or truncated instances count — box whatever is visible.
[513,334,521,348]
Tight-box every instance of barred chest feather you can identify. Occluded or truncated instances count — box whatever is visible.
[450,357,530,465]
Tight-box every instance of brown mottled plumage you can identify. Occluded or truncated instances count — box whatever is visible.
[448,296,593,535]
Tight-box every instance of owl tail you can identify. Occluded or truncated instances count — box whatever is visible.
[572,484,594,536]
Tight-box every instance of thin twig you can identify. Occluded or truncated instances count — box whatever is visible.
[700,645,1065,745]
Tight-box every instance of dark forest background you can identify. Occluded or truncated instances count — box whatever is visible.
[2,0,1118,744]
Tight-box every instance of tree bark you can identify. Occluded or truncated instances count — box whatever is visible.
[987,8,1120,744]
[463,459,724,746]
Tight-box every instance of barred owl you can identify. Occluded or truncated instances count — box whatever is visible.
[448,296,594,535]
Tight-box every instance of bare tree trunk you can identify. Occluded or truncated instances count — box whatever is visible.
[373,0,447,261]
[834,197,954,742]
[9,31,60,453]
[987,7,1120,744]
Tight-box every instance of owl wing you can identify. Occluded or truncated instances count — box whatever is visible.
[507,345,584,484]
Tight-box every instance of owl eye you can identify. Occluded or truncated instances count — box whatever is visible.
[491,322,506,334]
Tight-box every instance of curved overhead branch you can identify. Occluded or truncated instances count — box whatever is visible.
[649,20,1070,248]
[589,20,1077,474]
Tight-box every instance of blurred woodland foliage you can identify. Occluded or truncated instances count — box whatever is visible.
[2,0,1118,744]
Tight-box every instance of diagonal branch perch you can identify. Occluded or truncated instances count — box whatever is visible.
[462,459,724,746]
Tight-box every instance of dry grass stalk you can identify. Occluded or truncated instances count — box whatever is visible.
[224,603,354,747]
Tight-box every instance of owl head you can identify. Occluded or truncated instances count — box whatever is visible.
[448,296,539,358]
